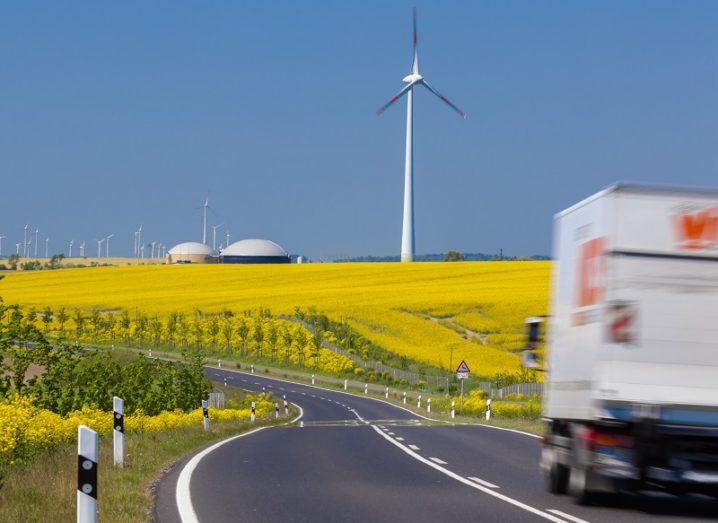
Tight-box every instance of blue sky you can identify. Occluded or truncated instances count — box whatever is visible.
[1,1,717,259]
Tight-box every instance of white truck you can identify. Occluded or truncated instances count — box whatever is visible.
[541,184,718,504]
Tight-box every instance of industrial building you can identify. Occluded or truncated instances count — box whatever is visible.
[219,239,290,264]
[166,242,214,264]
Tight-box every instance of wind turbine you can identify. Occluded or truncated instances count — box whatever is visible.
[136,225,143,258]
[105,234,114,257]
[211,224,223,252]
[15,243,20,255]
[45,237,49,258]
[202,198,209,245]
[23,224,29,258]
[225,230,230,250]
[376,8,466,262]
[68,240,74,258]
[80,241,86,258]
[149,241,156,259]
[0,235,5,258]
[34,228,39,258]
[95,238,104,259]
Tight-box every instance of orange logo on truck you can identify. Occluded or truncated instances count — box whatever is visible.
[673,206,718,250]
[576,237,605,308]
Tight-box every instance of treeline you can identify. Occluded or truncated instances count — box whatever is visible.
[22,305,357,376]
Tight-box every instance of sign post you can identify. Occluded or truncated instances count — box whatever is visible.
[455,360,470,416]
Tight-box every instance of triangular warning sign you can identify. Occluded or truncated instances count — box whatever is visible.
[456,360,470,373]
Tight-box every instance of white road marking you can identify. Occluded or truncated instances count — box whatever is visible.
[467,477,500,489]
[429,457,447,465]
[408,444,420,450]
[388,432,395,435]
[371,426,571,523]
[176,404,304,523]
[546,510,590,523]
[395,437,404,441]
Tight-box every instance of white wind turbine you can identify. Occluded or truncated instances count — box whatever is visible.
[68,240,74,258]
[212,224,223,252]
[80,241,86,258]
[377,8,466,262]
[105,234,114,258]
[0,235,5,258]
[95,238,104,259]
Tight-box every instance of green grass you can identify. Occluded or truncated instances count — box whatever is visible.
[0,403,294,522]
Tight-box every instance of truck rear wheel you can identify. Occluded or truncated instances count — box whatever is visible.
[568,466,594,505]
[546,460,569,494]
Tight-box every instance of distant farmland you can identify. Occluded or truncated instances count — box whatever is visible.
[0,261,550,377]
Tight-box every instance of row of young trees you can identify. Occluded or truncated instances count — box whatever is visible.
[20,305,357,376]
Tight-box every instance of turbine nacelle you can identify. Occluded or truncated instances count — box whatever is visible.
[403,73,422,84]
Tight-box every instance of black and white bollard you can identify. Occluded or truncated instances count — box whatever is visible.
[218,359,221,368]
[451,400,456,419]
[202,400,210,431]
[148,348,152,358]
[262,386,266,396]
[486,399,491,421]
[275,402,279,419]
[77,425,98,523]
[427,398,431,413]
[344,379,348,390]
[113,396,124,468]
[417,395,422,409]
[364,383,368,395]
[283,396,288,415]
[251,364,254,374]
[311,374,315,385]
[223,377,227,387]
[385,386,389,399]
[403,391,407,404]
[251,401,256,423]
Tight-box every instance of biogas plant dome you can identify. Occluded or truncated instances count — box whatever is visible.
[219,239,290,264]
[166,242,214,264]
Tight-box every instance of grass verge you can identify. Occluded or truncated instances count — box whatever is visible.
[0,406,293,522]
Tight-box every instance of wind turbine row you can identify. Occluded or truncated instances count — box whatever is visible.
[377,7,466,262]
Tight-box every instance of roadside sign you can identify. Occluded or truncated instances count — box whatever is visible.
[456,360,470,380]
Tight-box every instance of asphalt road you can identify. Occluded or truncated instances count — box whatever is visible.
[154,367,718,523]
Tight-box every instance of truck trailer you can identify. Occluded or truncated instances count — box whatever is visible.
[541,184,718,504]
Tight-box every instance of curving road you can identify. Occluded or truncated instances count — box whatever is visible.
[154,367,718,523]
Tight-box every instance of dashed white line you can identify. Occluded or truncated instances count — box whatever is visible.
[395,437,404,441]
[429,457,447,465]
[371,426,568,523]
[408,444,420,450]
[467,477,500,489]
[388,432,395,436]
[546,509,590,523]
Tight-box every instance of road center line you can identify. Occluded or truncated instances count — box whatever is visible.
[546,510,590,523]
[467,476,500,489]
[429,457,447,465]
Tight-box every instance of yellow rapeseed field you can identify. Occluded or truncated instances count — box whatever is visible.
[0,261,550,376]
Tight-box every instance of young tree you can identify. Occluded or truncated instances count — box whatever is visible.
[56,307,68,337]
[235,318,250,356]
[72,309,85,341]
[41,306,53,333]
[253,322,264,359]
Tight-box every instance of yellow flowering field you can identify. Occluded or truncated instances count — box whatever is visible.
[0,395,274,465]
[0,261,550,376]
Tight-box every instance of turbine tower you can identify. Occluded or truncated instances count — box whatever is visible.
[34,228,39,258]
[377,8,466,262]
[95,239,104,259]
[202,198,209,245]
[105,234,114,258]
[68,240,74,258]
[80,241,86,258]
[0,235,5,258]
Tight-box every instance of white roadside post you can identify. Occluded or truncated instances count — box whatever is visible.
[275,402,279,419]
[385,386,389,399]
[113,396,124,468]
[251,364,254,374]
[311,374,315,385]
[251,401,256,423]
[417,395,422,409]
[486,398,492,421]
[403,391,407,404]
[77,425,98,523]
[427,398,431,413]
[364,383,368,395]
[451,400,456,419]
[283,395,288,415]
[202,400,210,431]
[148,347,152,358]
[223,377,227,387]
[218,359,221,368]
[344,379,348,391]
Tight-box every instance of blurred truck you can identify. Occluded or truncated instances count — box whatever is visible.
[541,184,718,504]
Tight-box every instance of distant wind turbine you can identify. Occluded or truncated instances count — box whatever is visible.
[95,239,104,259]
[34,228,39,258]
[45,237,49,258]
[0,235,6,258]
[80,241,86,258]
[202,198,209,245]
[376,7,466,262]
[105,234,114,258]
[212,224,223,252]
[68,240,74,258]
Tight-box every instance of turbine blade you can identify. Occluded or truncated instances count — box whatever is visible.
[420,80,467,119]
[411,7,419,74]
[376,82,414,115]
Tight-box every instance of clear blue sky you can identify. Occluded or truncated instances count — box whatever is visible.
[2,1,717,259]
